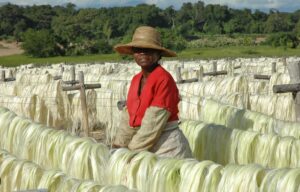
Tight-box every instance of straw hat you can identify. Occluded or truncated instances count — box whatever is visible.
[114,26,177,57]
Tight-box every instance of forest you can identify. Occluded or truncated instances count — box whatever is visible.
[1,1,300,57]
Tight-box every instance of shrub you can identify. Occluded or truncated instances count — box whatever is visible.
[22,29,60,57]
[159,28,187,52]
[265,33,299,48]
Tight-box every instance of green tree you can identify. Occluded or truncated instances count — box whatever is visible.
[266,33,299,48]
[103,20,112,41]
[295,20,300,35]
[22,29,59,57]
[159,28,187,51]
[23,5,56,29]
[164,6,176,28]
[0,3,25,36]
[13,19,27,41]
[265,13,292,33]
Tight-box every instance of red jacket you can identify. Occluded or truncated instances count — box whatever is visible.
[127,65,179,127]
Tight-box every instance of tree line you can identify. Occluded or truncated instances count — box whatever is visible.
[1,1,300,57]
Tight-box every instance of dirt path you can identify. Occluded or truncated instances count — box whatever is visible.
[0,41,24,56]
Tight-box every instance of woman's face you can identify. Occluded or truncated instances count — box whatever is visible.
[132,47,161,69]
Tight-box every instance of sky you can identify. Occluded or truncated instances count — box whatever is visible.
[0,0,300,12]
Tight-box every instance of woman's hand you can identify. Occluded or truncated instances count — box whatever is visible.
[112,143,122,148]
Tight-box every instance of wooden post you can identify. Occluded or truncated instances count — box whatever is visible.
[272,62,277,74]
[288,61,300,122]
[61,66,79,84]
[78,71,89,137]
[71,65,75,83]
[7,69,13,78]
[181,61,184,68]
[0,70,5,82]
[254,74,271,80]
[175,67,183,83]
[213,61,217,73]
[273,83,300,93]
[60,66,64,75]
[62,71,101,136]
[198,66,204,82]
[282,57,287,66]
[227,61,234,77]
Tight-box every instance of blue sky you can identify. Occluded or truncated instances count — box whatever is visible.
[1,0,300,12]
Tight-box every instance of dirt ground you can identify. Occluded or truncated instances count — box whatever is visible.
[0,41,24,56]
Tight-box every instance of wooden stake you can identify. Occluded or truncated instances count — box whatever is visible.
[0,70,5,82]
[60,66,64,75]
[213,61,217,73]
[78,71,89,137]
[272,62,277,73]
[175,67,183,83]
[71,65,75,83]
[227,61,234,77]
[282,57,287,66]
[198,66,203,82]
[287,61,300,122]
[254,74,271,80]
[62,70,100,136]
[181,61,184,68]
[7,69,13,78]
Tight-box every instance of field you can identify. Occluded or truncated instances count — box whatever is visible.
[1,45,300,67]
[0,56,300,191]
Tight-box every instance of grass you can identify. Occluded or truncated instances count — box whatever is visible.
[1,45,300,67]
[0,53,123,67]
[177,46,300,60]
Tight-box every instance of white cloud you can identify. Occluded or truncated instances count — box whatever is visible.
[0,0,299,12]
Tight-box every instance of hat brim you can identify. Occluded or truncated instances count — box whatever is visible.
[114,41,177,57]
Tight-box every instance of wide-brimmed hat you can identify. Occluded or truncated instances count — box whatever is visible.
[114,26,177,57]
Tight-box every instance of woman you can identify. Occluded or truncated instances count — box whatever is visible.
[113,26,192,158]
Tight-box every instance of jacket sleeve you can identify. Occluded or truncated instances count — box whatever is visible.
[128,106,170,151]
[113,107,138,147]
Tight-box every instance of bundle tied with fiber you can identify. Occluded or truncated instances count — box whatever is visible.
[15,79,71,129]
[0,107,110,183]
[0,150,133,192]
[180,120,300,168]
[201,99,300,138]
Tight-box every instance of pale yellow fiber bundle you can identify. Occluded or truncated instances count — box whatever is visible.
[107,149,158,191]
[107,148,140,186]
[126,151,157,191]
[268,73,290,95]
[179,93,249,121]
[201,99,300,138]
[16,73,54,84]
[249,94,295,121]
[95,89,114,143]
[178,75,248,97]
[0,149,132,192]
[179,97,202,121]
[260,168,300,191]
[0,82,17,95]
[15,81,71,129]
[180,120,300,168]
[217,164,265,192]
[0,94,38,120]
[247,80,268,94]
[148,158,184,192]
[179,159,222,192]
[0,107,110,184]
[69,89,98,133]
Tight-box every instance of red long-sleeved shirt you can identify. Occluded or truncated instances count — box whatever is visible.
[127,65,179,127]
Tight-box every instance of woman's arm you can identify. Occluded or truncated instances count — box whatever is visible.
[113,107,138,148]
[128,106,170,151]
